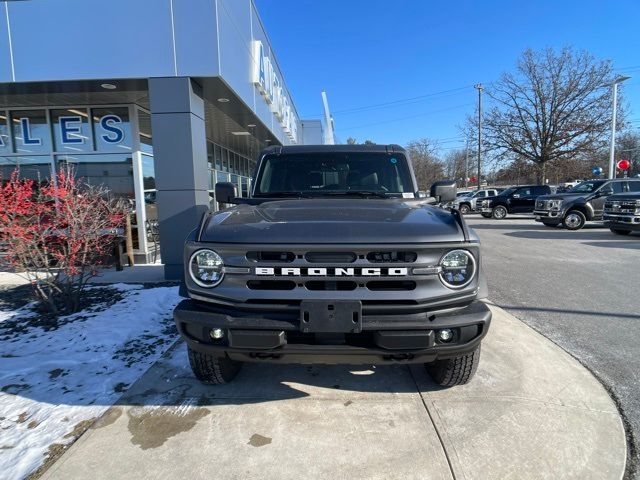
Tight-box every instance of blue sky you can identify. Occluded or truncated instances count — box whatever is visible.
[255,0,640,152]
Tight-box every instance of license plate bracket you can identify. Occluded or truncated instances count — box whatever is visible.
[300,300,362,333]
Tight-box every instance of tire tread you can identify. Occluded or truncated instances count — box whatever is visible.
[426,345,481,387]
[188,347,241,385]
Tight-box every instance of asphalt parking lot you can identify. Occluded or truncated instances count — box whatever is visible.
[466,214,640,477]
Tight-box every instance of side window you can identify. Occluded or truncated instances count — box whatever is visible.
[628,181,640,192]
[478,191,487,197]
[516,187,532,196]
[532,186,547,195]
[612,182,624,194]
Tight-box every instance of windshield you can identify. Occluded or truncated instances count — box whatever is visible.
[568,181,606,193]
[254,152,414,197]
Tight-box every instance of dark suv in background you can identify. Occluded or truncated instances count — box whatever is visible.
[479,185,554,219]
[534,179,640,230]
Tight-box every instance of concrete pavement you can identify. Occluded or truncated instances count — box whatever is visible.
[466,215,640,478]
[41,305,626,480]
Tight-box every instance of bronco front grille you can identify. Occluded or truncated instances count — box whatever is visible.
[188,243,480,308]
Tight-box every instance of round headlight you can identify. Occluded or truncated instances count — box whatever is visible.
[439,250,476,289]
[189,249,225,288]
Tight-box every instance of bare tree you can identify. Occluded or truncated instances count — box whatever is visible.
[443,149,469,186]
[616,131,640,177]
[481,47,619,183]
[406,138,445,190]
[345,137,376,145]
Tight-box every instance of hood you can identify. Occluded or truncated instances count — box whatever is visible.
[537,192,586,202]
[605,192,640,201]
[200,199,464,244]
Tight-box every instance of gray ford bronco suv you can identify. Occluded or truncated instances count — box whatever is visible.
[173,145,491,387]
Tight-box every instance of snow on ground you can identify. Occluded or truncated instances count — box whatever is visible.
[0,284,181,480]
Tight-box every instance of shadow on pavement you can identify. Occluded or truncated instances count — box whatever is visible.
[119,342,445,407]
[505,229,640,244]
[497,304,640,321]
[2,340,445,409]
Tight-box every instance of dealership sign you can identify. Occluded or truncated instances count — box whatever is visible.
[252,41,298,143]
[0,113,125,147]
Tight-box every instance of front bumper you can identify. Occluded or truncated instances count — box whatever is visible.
[534,209,563,224]
[603,213,640,230]
[174,299,492,364]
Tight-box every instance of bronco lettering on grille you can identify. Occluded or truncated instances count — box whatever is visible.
[255,267,409,276]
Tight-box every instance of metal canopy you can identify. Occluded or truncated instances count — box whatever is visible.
[0,77,279,159]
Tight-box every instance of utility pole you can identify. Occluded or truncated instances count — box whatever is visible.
[475,84,483,189]
[464,138,470,188]
[608,76,631,179]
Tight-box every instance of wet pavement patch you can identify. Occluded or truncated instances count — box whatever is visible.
[248,433,272,447]
[127,406,210,450]
[93,407,123,429]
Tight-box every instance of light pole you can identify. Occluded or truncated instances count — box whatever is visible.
[608,76,631,179]
[475,84,483,189]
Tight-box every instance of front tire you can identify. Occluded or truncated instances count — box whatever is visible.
[610,228,631,236]
[426,345,481,387]
[563,210,586,230]
[188,347,242,385]
[459,204,471,215]
[492,205,508,219]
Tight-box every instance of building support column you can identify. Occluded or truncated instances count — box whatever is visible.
[149,77,209,279]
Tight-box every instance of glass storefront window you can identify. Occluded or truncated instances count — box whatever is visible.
[51,108,92,152]
[221,149,229,172]
[0,113,11,154]
[207,142,214,170]
[141,153,155,190]
[138,109,153,155]
[92,107,132,152]
[0,155,52,183]
[241,177,249,197]
[11,110,53,154]
[214,144,222,170]
[56,153,134,200]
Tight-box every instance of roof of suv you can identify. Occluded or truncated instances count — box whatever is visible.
[261,144,406,155]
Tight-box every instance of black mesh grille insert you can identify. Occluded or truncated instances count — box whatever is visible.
[246,251,295,263]
[247,280,296,290]
[305,252,357,263]
[305,281,358,291]
[367,281,416,291]
[366,251,417,263]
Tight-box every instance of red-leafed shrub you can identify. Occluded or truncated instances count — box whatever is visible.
[0,167,127,315]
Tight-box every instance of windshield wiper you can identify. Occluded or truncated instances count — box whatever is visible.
[254,191,309,198]
[320,190,392,198]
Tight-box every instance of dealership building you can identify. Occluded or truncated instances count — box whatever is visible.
[0,0,326,278]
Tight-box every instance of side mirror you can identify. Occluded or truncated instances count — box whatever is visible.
[215,182,238,205]
[599,188,614,197]
[430,180,457,203]
[512,194,520,199]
